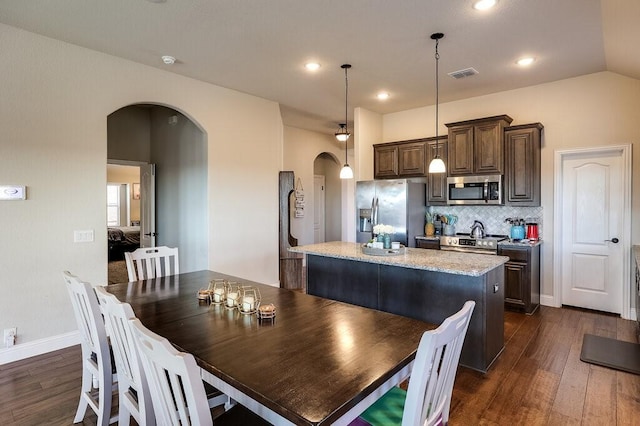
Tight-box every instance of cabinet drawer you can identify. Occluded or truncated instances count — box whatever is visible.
[499,247,528,262]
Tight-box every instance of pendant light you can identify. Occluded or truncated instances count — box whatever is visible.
[338,64,354,179]
[428,33,446,174]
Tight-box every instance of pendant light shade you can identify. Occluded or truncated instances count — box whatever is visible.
[338,64,353,179]
[335,123,350,142]
[428,32,446,174]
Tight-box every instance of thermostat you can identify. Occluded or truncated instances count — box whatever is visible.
[0,186,26,200]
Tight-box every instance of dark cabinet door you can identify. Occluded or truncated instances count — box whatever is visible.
[374,145,399,178]
[427,138,448,204]
[504,261,527,307]
[447,125,474,175]
[398,142,426,176]
[499,245,540,314]
[474,121,504,174]
[505,123,543,206]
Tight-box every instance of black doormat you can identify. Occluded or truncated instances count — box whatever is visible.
[580,334,640,375]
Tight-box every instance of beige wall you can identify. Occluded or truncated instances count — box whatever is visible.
[283,126,348,245]
[378,71,640,305]
[0,23,281,358]
[106,164,140,222]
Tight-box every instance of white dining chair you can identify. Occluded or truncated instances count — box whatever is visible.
[124,246,179,282]
[355,300,476,426]
[94,286,155,426]
[63,271,117,425]
[129,318,271,425]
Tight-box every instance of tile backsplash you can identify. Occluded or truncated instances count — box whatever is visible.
[428,205,543,238]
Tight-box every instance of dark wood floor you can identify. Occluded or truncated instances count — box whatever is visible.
[1,306,639,425]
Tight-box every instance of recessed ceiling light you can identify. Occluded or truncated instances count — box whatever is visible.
[473,0,497,10]
[304,62,321,71]
[162,55,176,65]
[516,57,536,66]
[376,92,390,100]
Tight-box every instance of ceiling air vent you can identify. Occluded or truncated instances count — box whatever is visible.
[448,67,479,79]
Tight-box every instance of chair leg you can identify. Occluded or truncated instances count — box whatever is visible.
[97,368,112,426]
[73,366,93,423]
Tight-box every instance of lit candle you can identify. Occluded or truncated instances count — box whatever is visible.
[242,296,255,312]
[227,292,237,307]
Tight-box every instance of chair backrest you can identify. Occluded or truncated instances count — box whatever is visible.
[403,300,475,426]
[129,317,212,426]
[63,271,111,368]
[125,246,179,281]
[95,286,154,425]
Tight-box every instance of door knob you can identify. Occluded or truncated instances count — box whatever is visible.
[605,237,619,243]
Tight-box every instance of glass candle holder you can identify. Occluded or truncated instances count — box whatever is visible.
[238,286,261,315]
[225,282,240,309]
[209,279,227,305]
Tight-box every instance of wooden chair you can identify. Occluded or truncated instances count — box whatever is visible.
[62,271,117,425]
[94,286,155,426]
[355,301,476,426]
[124,246,179,282]
[129,318,270,425]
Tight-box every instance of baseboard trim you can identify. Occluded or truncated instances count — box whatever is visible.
[0,331,80,365]
[540,294,559,308]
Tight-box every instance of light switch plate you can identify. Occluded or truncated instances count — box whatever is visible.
[0,186,26,200]
[74,230,94,243]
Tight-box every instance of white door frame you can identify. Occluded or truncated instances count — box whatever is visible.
[553,144,632,319]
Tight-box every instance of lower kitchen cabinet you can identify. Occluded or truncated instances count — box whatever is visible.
[498,244,540,314]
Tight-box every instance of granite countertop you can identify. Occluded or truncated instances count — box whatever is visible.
[498,239,543,248]
[289,241,508,277]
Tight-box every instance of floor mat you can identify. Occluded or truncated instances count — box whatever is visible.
[580,333,640,375]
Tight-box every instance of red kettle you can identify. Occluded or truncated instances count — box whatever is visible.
[526,222,539,241]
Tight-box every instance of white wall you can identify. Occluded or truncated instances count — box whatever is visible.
[379,71,640,304]
[0,23,281,361]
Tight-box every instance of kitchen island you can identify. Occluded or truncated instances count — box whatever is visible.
[289,241,509,372]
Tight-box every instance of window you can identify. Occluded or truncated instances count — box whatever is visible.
[107,184,120,226]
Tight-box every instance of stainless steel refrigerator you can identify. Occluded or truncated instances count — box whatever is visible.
[356,179,426,247]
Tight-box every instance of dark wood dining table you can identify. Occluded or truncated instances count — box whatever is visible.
[106,270,434,425]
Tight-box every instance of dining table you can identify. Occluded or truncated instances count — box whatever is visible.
[106,270,435,425]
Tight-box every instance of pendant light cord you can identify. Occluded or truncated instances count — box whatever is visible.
[434,37,440,156]
[344,66,349,163]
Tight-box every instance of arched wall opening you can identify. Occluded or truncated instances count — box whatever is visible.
[107,104,208,274]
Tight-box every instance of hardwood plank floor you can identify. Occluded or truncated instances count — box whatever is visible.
[1,306,638,425]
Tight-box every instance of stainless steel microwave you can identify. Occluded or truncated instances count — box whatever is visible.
[446,174,503,205]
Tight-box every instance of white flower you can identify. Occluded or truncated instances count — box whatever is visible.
[373,224,394,235]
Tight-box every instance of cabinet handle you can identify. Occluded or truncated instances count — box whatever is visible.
[604,237,619,243]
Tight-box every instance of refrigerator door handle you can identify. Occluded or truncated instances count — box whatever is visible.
[373,197,379,225]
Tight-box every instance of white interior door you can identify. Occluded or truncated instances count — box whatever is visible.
[140,164,156,248]
[559,149,625,313]
[314,175,325,243]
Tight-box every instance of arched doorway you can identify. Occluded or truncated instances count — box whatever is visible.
[312,152,342,243]
[107,104,208,282]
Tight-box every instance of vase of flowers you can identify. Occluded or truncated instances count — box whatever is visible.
[373,224,394,249]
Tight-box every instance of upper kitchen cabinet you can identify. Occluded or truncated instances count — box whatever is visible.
[426,136,448,205]
[374,139,427,179]
[374,144,399,178]
[505,123,543,206]
[446,115,513,176]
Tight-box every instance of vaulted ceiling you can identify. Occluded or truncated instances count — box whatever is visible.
[1,0,638,134]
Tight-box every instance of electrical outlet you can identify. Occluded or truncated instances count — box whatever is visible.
[4,327,16,348]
